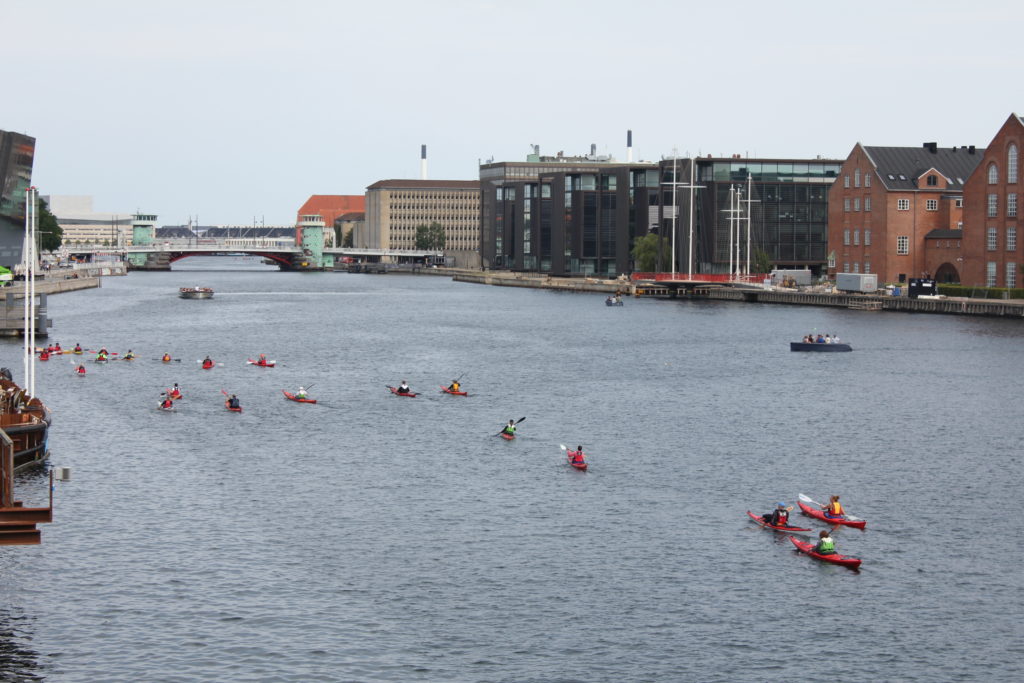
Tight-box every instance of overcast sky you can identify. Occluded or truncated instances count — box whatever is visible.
[4,0,1023,225]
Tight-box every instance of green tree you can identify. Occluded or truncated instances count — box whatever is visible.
[631,233,670,272]
[415,222,446,250]
[36,197,63,252]
[753,248,773,275]
[342,228,354,248]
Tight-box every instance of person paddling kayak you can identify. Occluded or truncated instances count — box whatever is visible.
[296,386,308,400]
[162,353,173,362]
[202,356,214,370]
[159,394,174,410]
[74,344,83,354]
[813,529,836,555]
[169,383,182,399]
[123,350,136,360]
[396,380,411,395]
[762,502,794,527]
[822,495,845,519]
[227,394,241,409]
[447,379,460,393]
[501,420,517,437]
[569,446,586,466]
[75,364,86,375]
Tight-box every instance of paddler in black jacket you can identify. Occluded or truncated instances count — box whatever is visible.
[762,502,793,527]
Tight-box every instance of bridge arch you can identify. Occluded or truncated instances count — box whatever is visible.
[167,251,294,267]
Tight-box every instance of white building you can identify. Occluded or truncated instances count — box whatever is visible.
[44,195,134,246]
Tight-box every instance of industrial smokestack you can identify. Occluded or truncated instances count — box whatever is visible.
[590,143,597,156]
[420,144,428,180]
[627,129,633,162]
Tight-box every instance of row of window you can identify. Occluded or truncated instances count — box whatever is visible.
[987,145,1019,184]
[986,226,1018,251]
[986,193,1018,217]
[841,262,872,273]
[843,169,873,189]
[843,229,872,246]
[986,262,1018,287]
[842,197,873,212]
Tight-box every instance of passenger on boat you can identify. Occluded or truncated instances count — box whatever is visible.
[397,380,411,394]
[832,334,840,343]
[824,335,832,344]
[448,380,460,392]
[162,353,172,362]
[76,364,86,375]
[228,394,240,409]
[502,420,517,436]
[815,334,825,343]
[822,495,845,519]
[762,502,792,526]
[813,530,836,555]
[296,386,308,399]
[570,446,586,465]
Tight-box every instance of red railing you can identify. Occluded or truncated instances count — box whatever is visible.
[631,272,769,284]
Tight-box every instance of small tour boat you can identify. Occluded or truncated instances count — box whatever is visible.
[179,287,214,299]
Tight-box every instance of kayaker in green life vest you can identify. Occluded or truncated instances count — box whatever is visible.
[813,530,836,555]
[502,420,516,436]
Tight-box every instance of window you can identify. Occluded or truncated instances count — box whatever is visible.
[865,197,871,211]
[987,262,997,287]
[854,198,860,211]
[1008,263,1018,288]
[897,236,909,254]
[926,199,938,211]
[865,174,871,187]
[1009,193,1017,218]
[854,169,861,187]
[853,262,860,273]
[844,198,850,212]
[853,229,860,245]
[844,175,850,188]
[988,194,998,217]
[843,262,850,273]
[927,175,937,186]
[988,163,999,184]
[955,198,963,208]
[897,198,910,211]
[864,229,871,246]
[1010,144,1019,184]
[864,261,871,273]
[843,229,850,245]
[1008,226,1017,251]
[828,252,835,268]
[987,227,998,250]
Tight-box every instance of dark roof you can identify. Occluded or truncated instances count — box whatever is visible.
[862,145,983,191]
[335,212,365,221]
[366,179,480,190]
[924,229,964,240]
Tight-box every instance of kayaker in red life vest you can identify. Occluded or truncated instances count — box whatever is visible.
[763,502,793,527]
[822,495,845,519]
[202,356,214,369]
[76,364,86,375]
[396,380,411,394]
[570,446,586,465]
[813,530,836,555]
[258,353,268,366]
[39,350,50,361]
[160,395,174,409]
[74,343,83,353]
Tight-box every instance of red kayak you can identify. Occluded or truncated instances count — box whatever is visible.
[169,392,183,400]
[224,400,242,412]
[387,385,417,397]
[499,432,515,440]
[440,386,468,396]
[202,361,215,370]
[790,536,862,570]
[282,390,316,404]
[797,500,867,529]
[567,450,588,471]
[746,511,811,533]
[248,358,276,367]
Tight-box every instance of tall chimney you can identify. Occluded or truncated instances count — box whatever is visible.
[627,129,633,162]
[420,144,428,180]
[590,143,597,156]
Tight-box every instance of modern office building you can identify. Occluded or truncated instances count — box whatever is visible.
[660,156,843,276]
[363,179,480,252]
[961,114,1022,288]
[0,130,34,267]
[479,151,657,275]
[828,143,980,284]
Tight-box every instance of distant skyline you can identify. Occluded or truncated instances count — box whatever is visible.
[4,0,1023,225]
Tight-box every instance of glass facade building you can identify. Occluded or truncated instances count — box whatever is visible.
[0,130,35,268]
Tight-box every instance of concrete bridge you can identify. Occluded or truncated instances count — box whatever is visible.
[67,214,441,271]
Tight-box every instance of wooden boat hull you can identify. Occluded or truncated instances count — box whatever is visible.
[0,379,51,473]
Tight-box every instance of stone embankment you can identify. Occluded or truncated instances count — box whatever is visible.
[451,270,629,294]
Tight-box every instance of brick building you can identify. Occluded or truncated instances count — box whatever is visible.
[961,114,1023,288]
[828,143,981,284]
[295,195,365,246]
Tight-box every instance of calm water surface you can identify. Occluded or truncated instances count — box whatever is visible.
[1,256,1022,682]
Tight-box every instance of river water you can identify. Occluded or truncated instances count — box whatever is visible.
[1,256,1022,682]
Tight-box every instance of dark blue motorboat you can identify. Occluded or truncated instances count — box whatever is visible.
[790,341,852,352]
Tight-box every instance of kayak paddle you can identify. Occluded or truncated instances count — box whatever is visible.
[495,416,526,436]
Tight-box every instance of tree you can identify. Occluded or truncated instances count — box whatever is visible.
[415,222,446,250]
[36,197,63,252]
[631,233,670,272]
[753,248,773,275]
[342,228,354,248]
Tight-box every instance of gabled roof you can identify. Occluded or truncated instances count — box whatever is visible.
[862,145,984,191]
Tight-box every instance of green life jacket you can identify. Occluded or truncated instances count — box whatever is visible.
[817,538,835,553]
